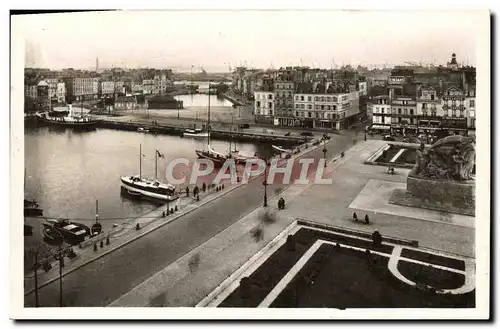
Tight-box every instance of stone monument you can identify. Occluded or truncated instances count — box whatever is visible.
[390,135,476,216]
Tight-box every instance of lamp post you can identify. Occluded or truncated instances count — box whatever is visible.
[263,157,268,207]
[364,126,367,141]
[322,137,327,167]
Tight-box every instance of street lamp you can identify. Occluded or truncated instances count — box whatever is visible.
[263,157,268,207]
[322,136,327,167]
[364,126,368,141]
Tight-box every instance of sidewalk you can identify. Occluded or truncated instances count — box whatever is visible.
[24,133,333,296]
[108,142,362,306]
[109,140,475,307]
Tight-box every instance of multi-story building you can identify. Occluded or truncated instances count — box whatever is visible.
[440,84,468,134]
[254,85,275,124]
[294,82,360,129]
[114,81,125,94]
[46,78,59,103]
[143,79,154,95]
[273,79,295,126]
[56,82,66,103]
[466,85,476,134]
[100,81,115,97]
[73,77,99,101]
[368,95,391,133]
[415,85,443,134]
[25,85,38,99]
[132,84,143,93]
[36,81,51,110]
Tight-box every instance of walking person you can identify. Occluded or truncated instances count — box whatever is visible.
[353,212,358,222]
[364,214,370,225]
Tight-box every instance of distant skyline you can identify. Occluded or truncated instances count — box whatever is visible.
[17,10,482,72]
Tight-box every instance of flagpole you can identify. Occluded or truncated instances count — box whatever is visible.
[155,151,158,181]
[139,144,142,179]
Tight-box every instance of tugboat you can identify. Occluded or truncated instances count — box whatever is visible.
[42,102,97,129]
[43,218,91,245]
[183,128,209,139]
[120,145,179,202]
[24,199,43,217]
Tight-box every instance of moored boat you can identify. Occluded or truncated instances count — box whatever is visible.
[183,128,209,138]
[42,104,97,129]
[24,199,43,217]
[42,218,91,245]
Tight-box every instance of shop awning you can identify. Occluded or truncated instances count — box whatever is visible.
[371,125,390,130]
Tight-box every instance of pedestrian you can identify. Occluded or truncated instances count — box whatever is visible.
[365,214,370,224]
[353,212,358,222]
[202,182,207,193]
[185,186,190,197]
[372,230,382,246]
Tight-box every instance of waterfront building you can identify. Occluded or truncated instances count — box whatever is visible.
[389,88,418,136]
[273,77,295,126]
[56,82,66,103]
[73,77,99,101]
[114,81,125,94]
[25,85,38,99]
[440,84,468,134]
[132,84,143,93]
[115,96,138,110]
[143,79,154,95]
[254,83,275,124]
[100,81,115,97]
[46,78,59,103]
[36,80,51,110]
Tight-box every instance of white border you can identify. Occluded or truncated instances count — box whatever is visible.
[6,3,492,322]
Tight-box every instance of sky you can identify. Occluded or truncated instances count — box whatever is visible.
[16,10,486,72]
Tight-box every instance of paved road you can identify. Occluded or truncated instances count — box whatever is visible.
[24,130,359,307]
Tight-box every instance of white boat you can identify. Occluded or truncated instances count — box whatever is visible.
[183,128,209,138]
[272,145,293,153]
[232,150,258,164]
[120,175,178,201]
[121,144,178,201]
[137,127,149,133]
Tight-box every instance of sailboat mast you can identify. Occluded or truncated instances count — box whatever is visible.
[208,80,211,145]
[155,151,158,181]
[139,144,142,179]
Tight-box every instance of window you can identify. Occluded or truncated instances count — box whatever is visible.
[256,101,261,107]
[308,112,312,118]
[326,105,330,110]
[321,97,325,102]
[431,109,437,116]
[332,97,337,102]
[268,102,273,109]
[301,96,305,101]
[301,104,305,109]
[315,105,320,110]
[315,97,319,101]
[307,96,312,101]
[295,111,299,116]
[307,104,312,110]
[295,96,299,101]
[268,94,273,100]
[327,97,332,102]
[403,109,407,115]
[422,110,427,116]
[452,99,456,106]
[470,100,475,107]
[422,103,427,109]
[398,109,402,115]
[269,110,273,116]
[452,110,456,117]
[321,105,325,110]
[410,109,414,115]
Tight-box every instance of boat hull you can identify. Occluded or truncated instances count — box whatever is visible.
[183,132,209,138]
[24,207,43,217]
[43,118,98,129]
[120,179,179,202]
[195,150,229,165]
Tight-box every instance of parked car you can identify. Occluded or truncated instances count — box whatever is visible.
[383,135,395,141]
[300,131,314,137]
[238,124,250,129]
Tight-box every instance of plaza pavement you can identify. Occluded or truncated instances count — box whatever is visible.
[109,139,475,307]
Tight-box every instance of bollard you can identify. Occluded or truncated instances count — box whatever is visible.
[136,223,141,230]
[94,244,98,252]
[175,205,178,211]
[170,208,174,214]
[100,240,104,248]
[106,236,110,245]
[222,184,225,189]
